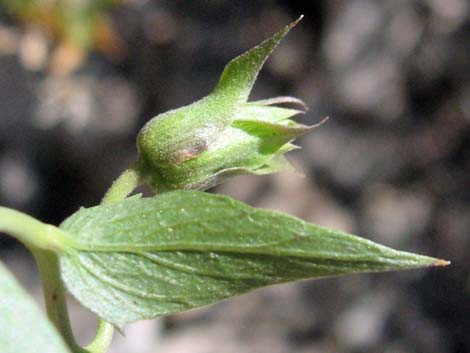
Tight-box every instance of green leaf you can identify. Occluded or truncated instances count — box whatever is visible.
[233,104,304,123]
[232,119,312,153]
[248,96,307,109]
[0,261,71,353]
[213,16,303,103]
[59,191,446,329]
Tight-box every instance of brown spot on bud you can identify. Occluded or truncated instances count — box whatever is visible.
[174,142,209,164]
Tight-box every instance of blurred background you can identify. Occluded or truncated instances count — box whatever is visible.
[0,1,469,352]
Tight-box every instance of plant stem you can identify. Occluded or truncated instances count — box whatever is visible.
[32,248,114,353]
[101,165,142,204]
[25,165,142,353]
[32,248,80,351]
[80,320,114,353]
[0,209,82,351]
[0,207,71,251]
[1,165,142,352]
[76,165,143,352]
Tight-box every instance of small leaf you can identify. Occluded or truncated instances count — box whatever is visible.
[213,16,303,103]
[248,96,307,110]
[232,119,312,153]
[233,105,304,123]
[206,155,295,187]
[58,191,446,329]
[0,261,71,353]
[251,155,296,174]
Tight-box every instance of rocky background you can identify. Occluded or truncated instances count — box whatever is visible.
[0,1,469,352]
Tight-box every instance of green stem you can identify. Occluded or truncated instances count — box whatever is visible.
[0,165,142,353]
[0,207,71,252]
[0,209,80,350]
[101,165,142,204]
[77,165,143,352]
[32,249,80,351]
[32,249,114,353]
[81,320,114,353]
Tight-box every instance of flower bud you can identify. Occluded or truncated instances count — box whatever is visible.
[136,16,323,192]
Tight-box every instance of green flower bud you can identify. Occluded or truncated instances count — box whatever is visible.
[136,16,323,192]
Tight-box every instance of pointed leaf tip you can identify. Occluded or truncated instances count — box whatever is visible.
[214,17,303,102]
[312,116,330,127]
[291,15,304,28]
[394,252,450,270]
[433,259,451,267]
[302,116,330,132]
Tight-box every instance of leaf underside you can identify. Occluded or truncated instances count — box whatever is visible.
[0,261,71,353]
[59,191,439,328]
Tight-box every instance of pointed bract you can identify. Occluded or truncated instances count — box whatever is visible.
[213,16,304,103]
